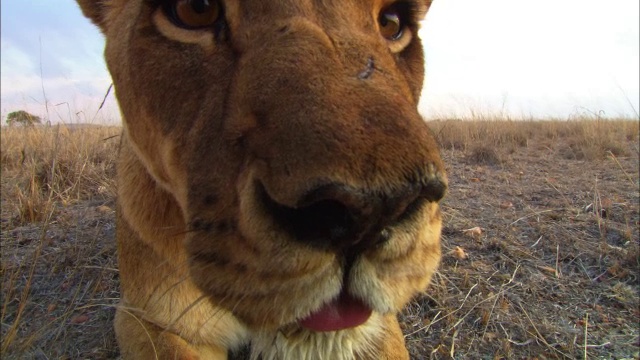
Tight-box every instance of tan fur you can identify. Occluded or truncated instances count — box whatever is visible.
[77,0,445,358]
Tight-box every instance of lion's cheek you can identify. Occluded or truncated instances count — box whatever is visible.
[186,232,343,330]
[350,205,442,313]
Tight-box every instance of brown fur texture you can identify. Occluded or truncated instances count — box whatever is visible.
[77,0,445,358]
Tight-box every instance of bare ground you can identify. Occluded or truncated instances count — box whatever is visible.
[1,121,638,359]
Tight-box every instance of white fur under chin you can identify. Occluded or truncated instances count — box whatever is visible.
[249,314,383,360]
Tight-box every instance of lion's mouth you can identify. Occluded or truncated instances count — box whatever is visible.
[299,290,372,332]
[244,178,441,331]
[298,248,373,332]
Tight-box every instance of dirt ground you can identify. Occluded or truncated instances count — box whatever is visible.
[1,121,638,359]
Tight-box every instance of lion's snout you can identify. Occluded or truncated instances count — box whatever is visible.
[256,169,446,253]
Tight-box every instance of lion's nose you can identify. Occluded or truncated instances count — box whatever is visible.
[259,176,446,253]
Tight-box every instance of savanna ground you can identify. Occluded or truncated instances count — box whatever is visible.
[1,118,638,359]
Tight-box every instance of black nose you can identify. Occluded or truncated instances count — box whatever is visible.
[258,176,446,253]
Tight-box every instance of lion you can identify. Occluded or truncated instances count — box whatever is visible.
[76,0,446,359]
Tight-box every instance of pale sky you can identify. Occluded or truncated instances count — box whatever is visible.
[1,0,639,123]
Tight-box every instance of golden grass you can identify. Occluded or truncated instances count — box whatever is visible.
[429,118,639,161]
[1,125,120,225]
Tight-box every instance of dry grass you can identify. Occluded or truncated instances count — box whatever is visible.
[430,118,639,161]
[403,118,639,359]
[1,124,121,358]
[1,125,119,224]
[1,119,638,359]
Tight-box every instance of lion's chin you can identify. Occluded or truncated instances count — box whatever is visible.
[298,290,372,332]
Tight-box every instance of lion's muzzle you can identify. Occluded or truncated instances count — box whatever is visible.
[183,10,446,332]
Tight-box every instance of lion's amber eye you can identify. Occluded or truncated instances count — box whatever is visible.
[166,0,222,29]
[379,8,404,41]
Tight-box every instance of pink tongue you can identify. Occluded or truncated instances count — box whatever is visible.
[299,292,372,332]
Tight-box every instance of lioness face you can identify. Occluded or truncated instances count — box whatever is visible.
[97,0,445,332]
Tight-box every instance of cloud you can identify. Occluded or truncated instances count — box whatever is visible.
[418,0,639,118]
[0,0,116,123]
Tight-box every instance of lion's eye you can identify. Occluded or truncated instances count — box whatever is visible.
[379,7,404,41]
[164,0,222,29]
